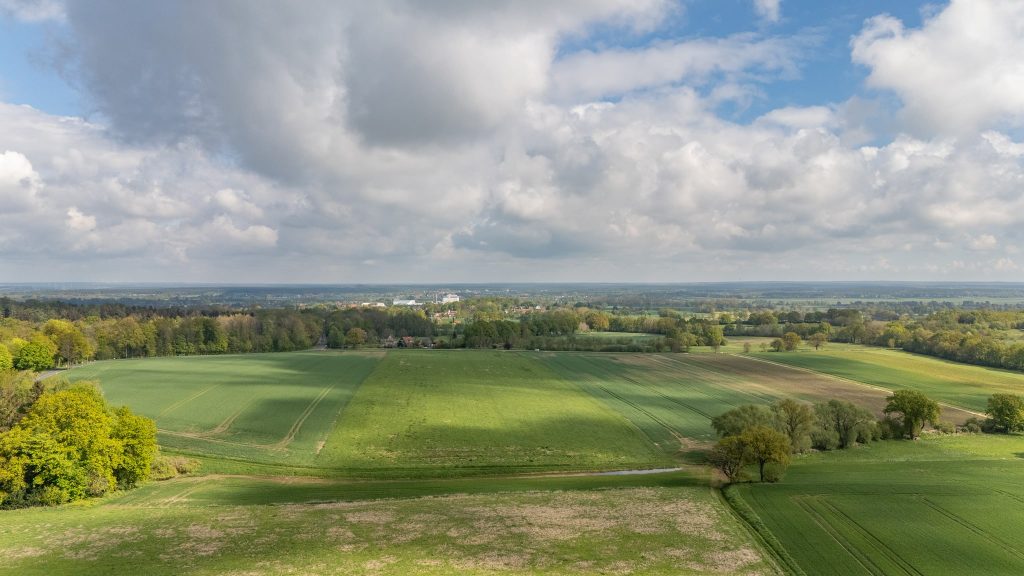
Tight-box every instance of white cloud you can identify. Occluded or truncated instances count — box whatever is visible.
[753,0,780,23]
[0,150,41,211]
[2,2,1024,281]
[0,0,63,21]
[852,0,1024,136]
[550,34,799,102]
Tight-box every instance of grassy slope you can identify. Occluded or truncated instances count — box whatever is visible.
[0,472,775,576]
[66,351,382,466]
[732,434,1024,575]
[317,350,664,476]
[755,347,1024,413]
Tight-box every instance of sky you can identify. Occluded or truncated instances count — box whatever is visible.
[1,0,1023,283]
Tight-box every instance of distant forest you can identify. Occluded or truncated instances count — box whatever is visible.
[2,294,1024,373]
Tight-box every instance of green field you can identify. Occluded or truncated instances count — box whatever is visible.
[13,347,1024,574]
[732,434,1024,575]
[317,351,664,476]
[66,351,383,467]
[754,347,1024,414]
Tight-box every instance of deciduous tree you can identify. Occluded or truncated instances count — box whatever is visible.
[884,390,940,439]
[741,426,791,482]
[709,436,747,482]
[985,393,1024,433]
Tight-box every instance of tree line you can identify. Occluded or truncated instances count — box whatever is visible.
[709,390,941,483]
[0,310,324,370]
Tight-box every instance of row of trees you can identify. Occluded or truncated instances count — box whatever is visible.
[0,310,324,371]
[0,379,157,507]
[709,391,941,483]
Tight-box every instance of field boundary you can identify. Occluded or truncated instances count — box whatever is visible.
[738,354,986,418]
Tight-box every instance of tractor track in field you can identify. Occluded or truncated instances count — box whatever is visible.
[157,383,223,418]
[919,497,1024,561]
[194,396,257,437]
[268,381,338,451]
[821,498,923,576]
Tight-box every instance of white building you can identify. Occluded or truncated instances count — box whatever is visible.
[393,299,419,306]
[441,293,460,304]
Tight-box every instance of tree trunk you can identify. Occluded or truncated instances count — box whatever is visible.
[759,460,766,482]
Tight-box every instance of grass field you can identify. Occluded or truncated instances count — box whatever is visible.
[317,351,665,476]
[0,473,775,576]
[23,347,1024,574]
[754,347,1024,415]
[732,433,1024,575]
[66,351,383,467]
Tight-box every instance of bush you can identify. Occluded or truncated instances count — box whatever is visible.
[762,461,788,483]
[810,428,839,450]
[150,456,200,480]
[877,416,903,440]
[150,456,178,480]
[933,420,956,434]
[960,417,984,434]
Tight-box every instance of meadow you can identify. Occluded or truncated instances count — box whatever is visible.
[754,346,1024,415]
[0,472,775,575]
[9,346,1024,574]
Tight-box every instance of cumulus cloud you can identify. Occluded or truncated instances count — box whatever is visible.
[1,1,1023,281]
[0,150,42,211]
[852,0,1024,136]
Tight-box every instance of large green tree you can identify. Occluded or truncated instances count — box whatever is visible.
[13,335,57,372]
[711,404,775,438]
[986,393,1024,433]
[772,399,814,453]
[708,435,747,483]
[815,400,875,448]
[741,426,791,482]
[0,383,156,506]
[884,390,940,439]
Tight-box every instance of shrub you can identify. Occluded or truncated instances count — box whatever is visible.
[810,428,839,450]
[933,420,956,434]
[960,417,984,434]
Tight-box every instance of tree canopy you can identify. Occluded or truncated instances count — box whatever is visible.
[986,393,1024,433]
[0,382,156,507]
[884,390,940,439]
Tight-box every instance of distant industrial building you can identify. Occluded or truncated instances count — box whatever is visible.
[393,299,419,306]
[441,293,460,304]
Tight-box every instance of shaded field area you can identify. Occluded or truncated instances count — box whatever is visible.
[538,352,964,452]
[317,351,665,476]
[0,476,774,576]
[66,352,382,466]
[754,347,1024,415]
[732,434,1024,575]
